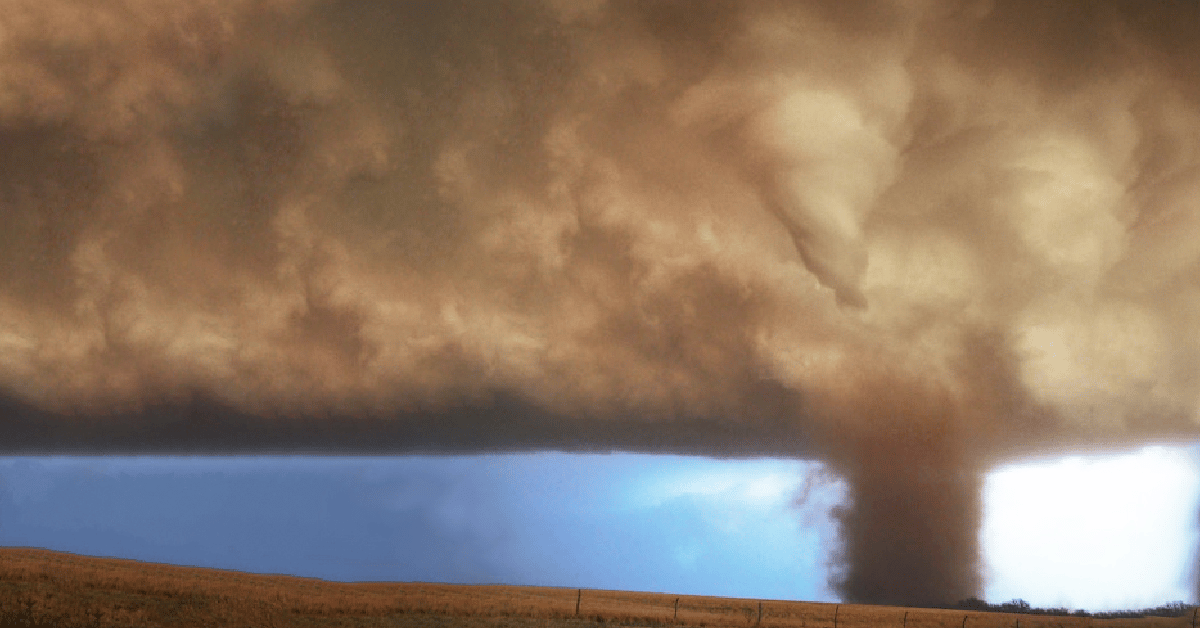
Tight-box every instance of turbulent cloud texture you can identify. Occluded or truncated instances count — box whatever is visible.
[2,0,1200,606]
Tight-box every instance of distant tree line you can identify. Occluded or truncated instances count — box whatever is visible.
[952,598,1195,619]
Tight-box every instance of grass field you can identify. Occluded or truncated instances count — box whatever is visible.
[0,547,1191,628]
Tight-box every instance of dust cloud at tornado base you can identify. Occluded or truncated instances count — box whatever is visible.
[2,0,1200,606]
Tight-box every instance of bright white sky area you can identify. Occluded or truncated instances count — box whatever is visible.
[984,445,1200,610]
[0,446,1197,610]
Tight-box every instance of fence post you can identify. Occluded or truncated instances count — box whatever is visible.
[962,615,967,628]
[675,598,679,623]
[835,605,840,628]
[576,589,581,616]
[758,602,763,626]
[903,611,908,628]
[1193,607,1197,628]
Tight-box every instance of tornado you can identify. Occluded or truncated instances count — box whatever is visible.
[2,0,1200,606]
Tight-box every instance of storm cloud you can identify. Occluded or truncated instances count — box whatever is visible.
[2,0,1200,606]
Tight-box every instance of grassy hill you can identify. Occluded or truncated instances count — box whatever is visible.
[0,547,1190,628]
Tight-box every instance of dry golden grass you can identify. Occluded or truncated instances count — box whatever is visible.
[0,546,1191,628]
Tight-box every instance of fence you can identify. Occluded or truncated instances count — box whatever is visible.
[567,590,1192,628]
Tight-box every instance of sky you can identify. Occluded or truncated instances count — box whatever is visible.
[1,446,1197,611]
[983,445,1200,610]
[2,0,1200,609]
